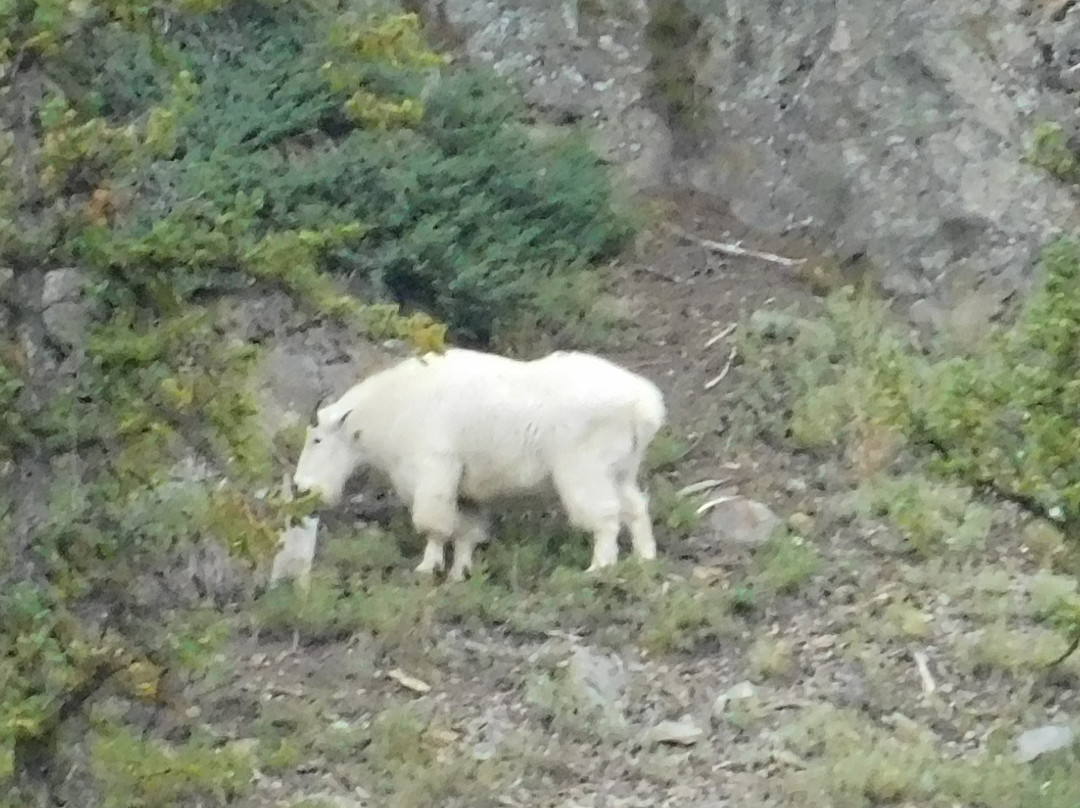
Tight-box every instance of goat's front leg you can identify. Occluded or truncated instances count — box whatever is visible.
[448,507,490,582]
[410,465,462,576]
[415,536,447,574]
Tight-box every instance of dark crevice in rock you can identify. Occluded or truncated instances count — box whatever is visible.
[643,0,708,159]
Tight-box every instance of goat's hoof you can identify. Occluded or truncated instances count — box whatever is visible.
[414,562,443,575]
[447,567,469,583]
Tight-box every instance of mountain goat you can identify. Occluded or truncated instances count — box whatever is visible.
[292,347,666,581]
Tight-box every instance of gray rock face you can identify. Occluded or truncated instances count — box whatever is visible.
[0,266,13,303]
[433,0,1080,324]
[40,267,93,350]
[684,0,1079,306]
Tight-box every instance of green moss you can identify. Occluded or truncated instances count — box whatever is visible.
[1027,121,1080,183]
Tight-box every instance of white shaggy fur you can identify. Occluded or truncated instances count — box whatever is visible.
[292,347,666,580]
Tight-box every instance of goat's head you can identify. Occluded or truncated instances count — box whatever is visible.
[292,395,361,508]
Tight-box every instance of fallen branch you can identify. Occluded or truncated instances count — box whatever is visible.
[696,494,740,516]
[1048,627,1080,667]
[633,264,681,283]
[704,323,737,349]
[664,222,807,268]
[704,346,738,390]
[678,478,730,498]
[388,668,432,694]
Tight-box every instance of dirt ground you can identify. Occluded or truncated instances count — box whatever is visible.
[82,188,1074,808]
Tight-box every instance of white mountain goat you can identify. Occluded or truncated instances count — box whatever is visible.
[292,347,667,581]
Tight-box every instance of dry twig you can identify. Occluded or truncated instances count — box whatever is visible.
[664,222,807,267]
[704,346,738,390]
[677,478,730,498]
[704,322,737,348]
[696,494,740,516]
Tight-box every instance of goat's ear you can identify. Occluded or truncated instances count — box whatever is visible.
[335,409,352,429]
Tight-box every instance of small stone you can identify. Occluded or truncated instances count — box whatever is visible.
[1060,64,1080,92]
[707,497,782,547]
[788,512,815,535]
[41,268,95,350]
[1015,724,1075,762]
[784,478,808,494]
[647,715,704,746]
[712,680,757,723]
[387,668,432,694]
[908,298,942,331]
[41,267,85,307]
[269,516,320,588]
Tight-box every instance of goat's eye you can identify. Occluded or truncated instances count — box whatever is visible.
[313,437,322,445]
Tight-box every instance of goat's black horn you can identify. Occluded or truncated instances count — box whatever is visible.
[311,394,328,424]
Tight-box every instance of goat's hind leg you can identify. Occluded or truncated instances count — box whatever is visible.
[619,481,657,562]
[552,461,623,573]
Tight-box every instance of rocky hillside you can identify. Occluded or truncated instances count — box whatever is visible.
[432,0,1080,332]
[3,0,1080,806]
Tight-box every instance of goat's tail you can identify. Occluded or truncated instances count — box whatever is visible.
[631,382,667,451]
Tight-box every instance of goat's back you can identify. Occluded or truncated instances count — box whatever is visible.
[341,348,665,492]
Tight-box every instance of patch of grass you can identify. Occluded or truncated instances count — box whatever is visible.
[649,475,703,536]
[1024,518,1072,571]
[1027,570,1079,619]
[321,525,407,577]
[639,576,737,655]
[89,724,255,808]
[748,635,797,681]
[769,703,1080,808]
[959,620,1076,676]
[253,571,434,643]
[644,427,696,474]
[752,531,822,595]
[846,472,993,557]
[363,701,511,808]
[1027,121,1079,183]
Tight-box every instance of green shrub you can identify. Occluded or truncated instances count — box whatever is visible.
[1027,121,1080,182]
[89,725,254,808]
[0,0,634,797]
